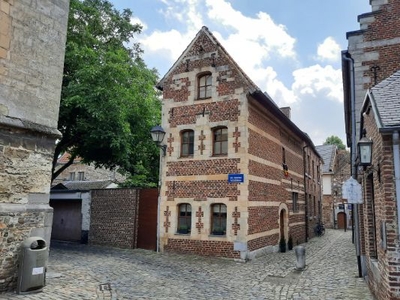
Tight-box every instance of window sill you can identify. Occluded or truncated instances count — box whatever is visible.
[175,232,191,236]
[179,155,194,159]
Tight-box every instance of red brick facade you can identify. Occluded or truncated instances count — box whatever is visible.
[345,1,400,298]
[157,27,322,260]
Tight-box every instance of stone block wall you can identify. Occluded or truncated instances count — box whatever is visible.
[0,0,69,292]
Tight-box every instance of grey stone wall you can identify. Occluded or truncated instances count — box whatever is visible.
[0,0,69,292]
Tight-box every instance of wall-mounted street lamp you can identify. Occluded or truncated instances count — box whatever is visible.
[150,125,167,156]
[357,129,373,167]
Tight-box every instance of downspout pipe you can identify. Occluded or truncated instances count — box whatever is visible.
[303,145,309,242]
[393,131,400,240]
[342,51,363,277]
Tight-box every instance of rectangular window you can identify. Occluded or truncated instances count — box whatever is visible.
[292,192,298,212]
[69,172,75,181]
[213,127,228,156]
[178,204,192,234]
[211,204,227,235]
[198,74,212,99]
[181,130,194,157]
[78,172,84,181]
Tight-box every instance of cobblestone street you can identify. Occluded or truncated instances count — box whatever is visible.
[2,230,374,300]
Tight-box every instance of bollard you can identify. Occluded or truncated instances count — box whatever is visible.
[295,245,306,270]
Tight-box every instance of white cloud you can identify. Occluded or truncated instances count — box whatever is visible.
[205,0,296,59]
[316,37,341,62]
[292,64,343,102]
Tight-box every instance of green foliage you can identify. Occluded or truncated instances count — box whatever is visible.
[53,0,161,186]
[323,135,346,150]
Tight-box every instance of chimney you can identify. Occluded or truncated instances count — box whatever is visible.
[280,107,291,120]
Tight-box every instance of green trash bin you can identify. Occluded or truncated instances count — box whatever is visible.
[16,237,47,294]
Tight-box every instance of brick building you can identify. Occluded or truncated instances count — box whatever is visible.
[52,152,125,185]
[359,71,400,300]
[156,27,322,260]
[0,0,69,291]
[343,0,400,298]
[316,145,351,229]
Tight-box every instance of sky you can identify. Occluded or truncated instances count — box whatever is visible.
[112,0,371,146]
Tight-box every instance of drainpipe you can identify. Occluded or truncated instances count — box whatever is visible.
[303,145,309,242]
[342,51,363,277]
[393,131,400,239]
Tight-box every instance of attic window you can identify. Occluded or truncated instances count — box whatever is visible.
[198,72,212,99]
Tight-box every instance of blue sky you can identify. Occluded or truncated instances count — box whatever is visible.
[112,0,371,145]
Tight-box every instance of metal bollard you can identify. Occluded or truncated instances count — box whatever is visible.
[295,245,306,270]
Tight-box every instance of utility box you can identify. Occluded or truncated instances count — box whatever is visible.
[16,237,47,294]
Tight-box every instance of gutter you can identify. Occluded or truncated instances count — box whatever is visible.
[393,131,400,240]
[342,51,363,278]
[303,145,309,242]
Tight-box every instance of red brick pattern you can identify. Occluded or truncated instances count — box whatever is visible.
[165,238,240,259]
[167,158,240,176]
[196,207,204,234]
[166,180,239,201]
[168,100,240,128]
[164,206,171,233]
[248,206,278,234]
[232,207,240,235]
[248,234,279,251]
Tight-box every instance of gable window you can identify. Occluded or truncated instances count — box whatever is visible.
[177,203,191,234]
[292,192,299,213]
[181,130,194,157]
[78,171,84,181]
[211,203,227,235]
[69,172,75,181]
[213,127,228,156]
[198,73,212,99]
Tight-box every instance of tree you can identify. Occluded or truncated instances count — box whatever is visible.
[323,136,346,150]
[52,0,161,187]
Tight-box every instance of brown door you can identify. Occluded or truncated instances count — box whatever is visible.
[137,189,158,250]
[337,212,347,229]
[50,200,82,242]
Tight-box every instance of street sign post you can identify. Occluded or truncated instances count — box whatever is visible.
[342,177,363,204]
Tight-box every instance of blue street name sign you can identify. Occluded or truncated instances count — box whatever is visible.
[228,174,244,183]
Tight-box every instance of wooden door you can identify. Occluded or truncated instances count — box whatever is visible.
[137,189,158,250]
[50,200,82,242]
[337,212,347,229]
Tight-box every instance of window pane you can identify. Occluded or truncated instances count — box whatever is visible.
[200,87,205,98]
[220,205,227,213]
[182,144,188,156]
[221,141,227,154]
[206,75,212,85]
[205,86,211,97]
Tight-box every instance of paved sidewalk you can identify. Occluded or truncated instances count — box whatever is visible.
[1,230,374,299]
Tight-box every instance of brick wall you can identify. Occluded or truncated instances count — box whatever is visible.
[164,239,240,259]
[89,189,140,248]
[361,106,399,300]
[347,0,400,136]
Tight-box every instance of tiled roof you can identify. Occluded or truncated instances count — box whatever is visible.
[57,152,82,164]
[315,144,336,174]
[370,70,400,127]
[62,180,117,190]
